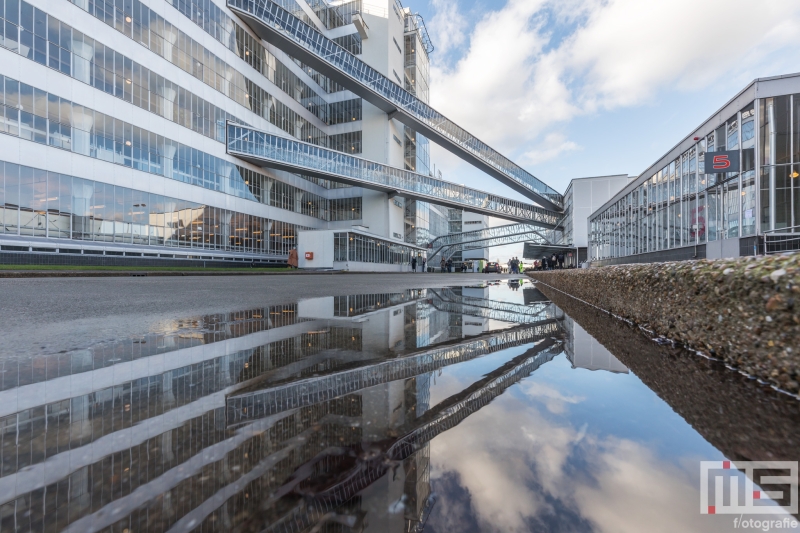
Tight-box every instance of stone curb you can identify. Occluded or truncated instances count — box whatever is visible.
[528,254,800,393]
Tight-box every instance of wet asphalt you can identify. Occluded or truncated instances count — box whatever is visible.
[1,272,523,357]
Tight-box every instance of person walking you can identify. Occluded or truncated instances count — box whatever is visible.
[411,256,417,273]
[558,253,565,269]
[440,257,446,273]
[422,257,426,273]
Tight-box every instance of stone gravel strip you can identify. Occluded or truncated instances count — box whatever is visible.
[529,254,800,393]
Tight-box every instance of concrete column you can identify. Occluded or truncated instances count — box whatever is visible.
[162,143,177,180]
[162,29,179,65]
[71,39,93,85]
[71,108,94,156]
[161,87,177,122]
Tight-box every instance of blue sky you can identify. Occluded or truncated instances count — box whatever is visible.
[404,0,800,260]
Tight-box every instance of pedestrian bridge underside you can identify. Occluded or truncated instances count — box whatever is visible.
[227,0,564,211]
[227,125,560,226]
[426,222,570,259]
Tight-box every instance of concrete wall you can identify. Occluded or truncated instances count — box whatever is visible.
[297,230,335,269]
[569,175,630,248]
[462,212,489,261]
[360,3,405,170]
[529,253,800,394]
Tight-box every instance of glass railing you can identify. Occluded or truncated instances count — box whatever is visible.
[227,125,561,226]
[227,0,565,210]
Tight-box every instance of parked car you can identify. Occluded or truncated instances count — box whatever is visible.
[484,262,501,273]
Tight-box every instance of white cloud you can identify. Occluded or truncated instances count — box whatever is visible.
[427,0,467,58]
[428,0,800,170]
[519,380,584,414]
[428,388,752,533]
[520,132,580,166]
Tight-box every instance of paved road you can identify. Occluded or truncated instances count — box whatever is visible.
[2,272,524,357]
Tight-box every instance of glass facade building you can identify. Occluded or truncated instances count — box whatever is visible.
[589,75,800,265]
[0,0,370,264]
[0,0,560,268]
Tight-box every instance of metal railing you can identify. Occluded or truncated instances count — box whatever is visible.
[226,322,559,423]
[227,124,561,225]
[763,225,800,255]
[227,0,564,211]
[429,290,560,325]
[426,222,564,259]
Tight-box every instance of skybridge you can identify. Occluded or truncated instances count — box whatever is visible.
[226,322,560,424]
[227,125,561,226]
[227,0,564,211]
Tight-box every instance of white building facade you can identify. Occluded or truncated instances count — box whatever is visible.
[0,0,452,268]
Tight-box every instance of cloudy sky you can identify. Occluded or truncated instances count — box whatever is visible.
[407,0,800,261]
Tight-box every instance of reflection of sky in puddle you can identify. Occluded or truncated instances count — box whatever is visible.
[425,344,798,533]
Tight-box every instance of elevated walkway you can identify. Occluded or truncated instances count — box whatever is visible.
[429,289,560,325]
[227,124,560,226]
[261,340,562,532]
[426,222,564,259]
[226,321,560,424]
[227,0,564,211]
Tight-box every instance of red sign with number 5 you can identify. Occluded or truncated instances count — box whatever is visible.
[705,150,739,173]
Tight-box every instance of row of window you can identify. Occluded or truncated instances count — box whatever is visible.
[328,98,362,125]
[329,197,363,221]
[334,232,424,264]
[0,161,311,255]
[66,0,361,148]
[0,75,364,222]
[1,0,364,155]
[760,95,800,232]
[166,0,353,92]
[590,101,760,260]
[0,0,247,143]
[592,94,800,261]
[317,0,362,30]
[72,0,330,123]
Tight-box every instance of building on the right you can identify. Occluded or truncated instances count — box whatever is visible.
[588,73,800,266]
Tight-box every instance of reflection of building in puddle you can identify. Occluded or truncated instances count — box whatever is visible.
[0,290,561,532]
[562,315,629,374]
[0,302,312,393]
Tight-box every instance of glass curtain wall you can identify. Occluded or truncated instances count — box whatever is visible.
[0,162,308,255]
[761,95,800,232]
[404,201,448,247]
[334,232,421,264]
[329,197,362,221]
[0,74,365,222]
[590,99,762,261]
